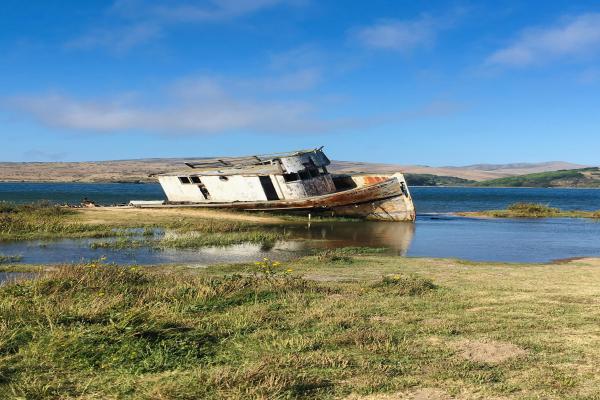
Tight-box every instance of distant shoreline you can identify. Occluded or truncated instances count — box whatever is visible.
[2,180,600,189]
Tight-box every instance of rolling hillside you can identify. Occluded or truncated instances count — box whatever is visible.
[475,168,600,188]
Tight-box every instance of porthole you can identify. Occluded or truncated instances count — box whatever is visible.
[219,176,229,181]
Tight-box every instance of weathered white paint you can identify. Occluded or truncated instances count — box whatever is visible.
[158,176,206,202]
[201,175,267,202]
[279,151,329,173]
[159,175,271,202]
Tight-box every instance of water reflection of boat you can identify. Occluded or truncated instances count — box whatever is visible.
[283,222,415,256]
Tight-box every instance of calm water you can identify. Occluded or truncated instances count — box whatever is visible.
[0,182,165,205]
[1,182,600,263]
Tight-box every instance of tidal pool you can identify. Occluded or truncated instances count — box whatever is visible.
[1,215,600,264]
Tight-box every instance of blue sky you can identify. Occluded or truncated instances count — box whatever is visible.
[1,0,600,165]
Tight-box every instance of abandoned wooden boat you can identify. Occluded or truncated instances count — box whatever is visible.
[144,148,415,222]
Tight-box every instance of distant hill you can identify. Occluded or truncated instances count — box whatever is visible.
[475,168,600,188]
[330,160,587,181]
[450,161,586,172]
[404,174,475,187]
[0,157,591,186]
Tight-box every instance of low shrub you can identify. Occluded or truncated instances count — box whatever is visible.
[506,202,559,217]
[0,254,23,264]
[314,247,387,264]
[375,274,437,295]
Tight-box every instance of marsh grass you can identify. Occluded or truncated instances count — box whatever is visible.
[375,274,437,295]
[158,230,283,248]
[0,254,23,264]
[462,202,600,219]
[0,203,287,248]
[507,202,559,216]
[88,231,284,250]
[89,237,149,249]
[312,247,385,264]
[2,255,600,398]
[0,202,115,240]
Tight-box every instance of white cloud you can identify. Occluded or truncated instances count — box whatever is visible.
[6,75,346,135]
[70,0,300,51]
[239,68,322,91]
[268,44,324,70]
[148,0,285,22]
[578,67,600,84]
[354,15,437,51]
[66,22,162,52]
[487,13,600,67]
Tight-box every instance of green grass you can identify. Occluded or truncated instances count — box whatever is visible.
[460,202,600,219]
[475,167,600,188]
[89,231,284,250]
[0,264,44,273]
[3,254,600,399]
[0,202,116,240]
[312,247,388,264]
[89,237,149,249]
[158,230,283,248]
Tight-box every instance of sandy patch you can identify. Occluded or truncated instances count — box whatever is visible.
[454,339,526,363]
[76,206,282,224]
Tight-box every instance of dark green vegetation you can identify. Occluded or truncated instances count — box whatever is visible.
[475,167,600,188]
[404,173,475,186]
[0,254,23,264]
[460,202,600,219]
[3,254,600,399]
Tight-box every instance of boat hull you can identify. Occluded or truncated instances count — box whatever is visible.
[138,173,416,222]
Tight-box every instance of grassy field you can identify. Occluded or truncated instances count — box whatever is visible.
[2,252,600,399]
[458,202,600,219]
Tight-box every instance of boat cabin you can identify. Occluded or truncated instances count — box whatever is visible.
[158,148,337,203]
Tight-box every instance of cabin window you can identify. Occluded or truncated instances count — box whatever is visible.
[179,177,191,184]
[308,168,320,178]
[219,176,229,181]
[259,176,279,201]
[283,173,300,182]
[190,176,201,184]
[298,170,311,180]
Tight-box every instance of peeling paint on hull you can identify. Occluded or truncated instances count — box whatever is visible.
[139,174,416,222]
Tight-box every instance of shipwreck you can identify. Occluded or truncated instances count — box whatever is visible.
[142,148,415,222]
